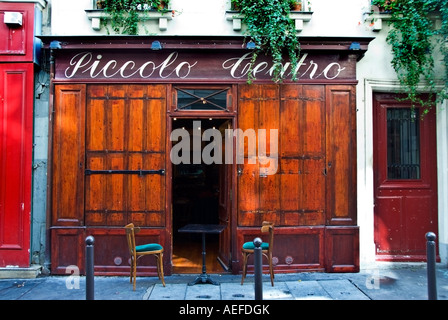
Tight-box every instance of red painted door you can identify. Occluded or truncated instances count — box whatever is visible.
[373,93,438,261]
[0,63,33,267]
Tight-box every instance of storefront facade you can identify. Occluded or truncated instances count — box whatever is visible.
[42,35,371,276]
[2,0,447,278]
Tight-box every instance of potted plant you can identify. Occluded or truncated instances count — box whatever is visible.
[98,0,171,34]
[289,0,302,11]
[156,0,170,11]
[371,0,396,13]
[230,0,241,11]
[96,0,106,9]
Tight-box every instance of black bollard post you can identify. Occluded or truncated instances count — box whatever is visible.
[85,236,95,300]
[253,237,263,300]
[426,232,437,300]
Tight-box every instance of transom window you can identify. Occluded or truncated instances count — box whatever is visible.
[387,108,420,180]
[175,87,229,111]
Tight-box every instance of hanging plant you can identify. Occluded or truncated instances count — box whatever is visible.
[372,0,448,116]
[100,0,171,35]
[234,0,301,83]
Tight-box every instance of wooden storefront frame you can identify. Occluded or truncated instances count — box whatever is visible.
[43,36,372,276]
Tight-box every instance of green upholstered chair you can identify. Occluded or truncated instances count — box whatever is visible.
[125,223,165,290]
[241,221,275,286]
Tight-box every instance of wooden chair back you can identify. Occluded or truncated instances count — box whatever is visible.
[261,221,274,252]
[125,223,138,256]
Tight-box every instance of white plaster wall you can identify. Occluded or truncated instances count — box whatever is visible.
[436,102,448,264]
[50,0,377,37]
[47,0,447,267]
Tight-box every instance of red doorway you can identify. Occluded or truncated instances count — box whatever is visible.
[0,63,33,267]
[373,93,439,261]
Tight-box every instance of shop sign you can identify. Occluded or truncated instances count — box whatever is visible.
[57,50,355,82]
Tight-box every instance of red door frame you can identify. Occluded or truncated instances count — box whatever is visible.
[373,93,439,261]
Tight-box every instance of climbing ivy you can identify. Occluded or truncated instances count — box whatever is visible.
[235,0,301,83]
[372,0,448,116]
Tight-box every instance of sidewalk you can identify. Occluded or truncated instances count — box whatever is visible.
[1,263,447,301]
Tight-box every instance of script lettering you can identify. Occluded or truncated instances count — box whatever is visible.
[63,51,346,80]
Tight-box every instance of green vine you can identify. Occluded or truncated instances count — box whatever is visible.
[99,0,170,35]
[372,0,448,116]
[233,0,301,83]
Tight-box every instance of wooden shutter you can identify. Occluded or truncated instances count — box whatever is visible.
[237,84,280,226]
[280,85,326,226]
[52,84,86,226]
[85,84,166,227]
[238,84,327,227]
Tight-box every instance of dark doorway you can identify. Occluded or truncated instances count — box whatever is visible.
[171,118,231,273]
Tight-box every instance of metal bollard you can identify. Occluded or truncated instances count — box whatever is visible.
[85,236,95,300]
[253,237,263,300]
[426,232,437,300]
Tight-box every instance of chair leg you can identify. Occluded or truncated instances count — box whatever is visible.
[269,253,274,286]
[241,252,248,285]
[129,258,133,284]
[132,258,137,291]
[158,253,165,287]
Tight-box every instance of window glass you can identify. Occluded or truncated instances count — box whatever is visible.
[176,88,228,111]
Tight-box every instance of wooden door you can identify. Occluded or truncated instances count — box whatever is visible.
[0,63,33,267]
[373,93,438,261]
[217,120,233,270]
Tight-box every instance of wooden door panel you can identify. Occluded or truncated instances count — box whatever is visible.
[237,163,259,226]
[86,97,106,150]
[325,226,359,272]
[280,159,300,212]
[50,228,85,274]
[374,196,402,253]
[302,85,326,156]
[302,158,326,214]
[259,88,280,215]
[52,85,86,226]
[404,195,436,249]
[326,86,356,226]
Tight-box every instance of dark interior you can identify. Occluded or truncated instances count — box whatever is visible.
[171,118,228,274]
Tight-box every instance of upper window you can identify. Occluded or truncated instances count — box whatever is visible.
[175,87,230,111]
[387,108,420,180]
